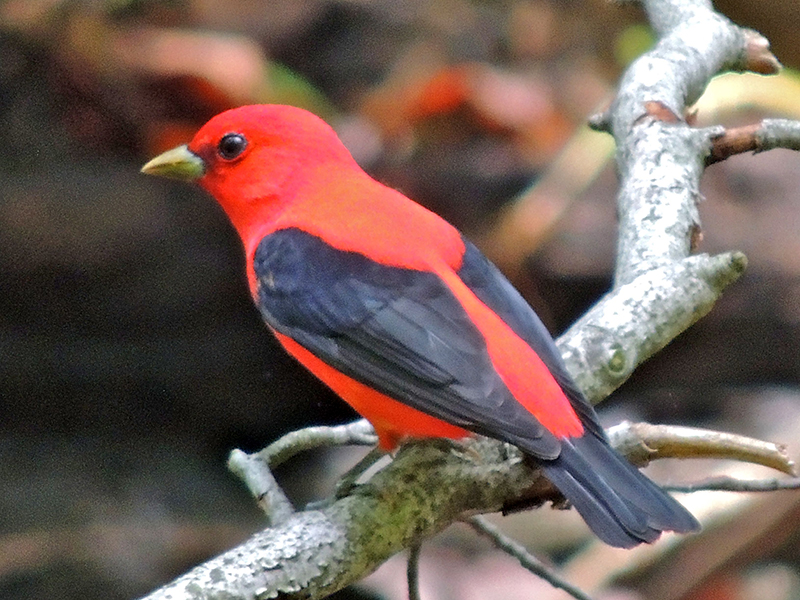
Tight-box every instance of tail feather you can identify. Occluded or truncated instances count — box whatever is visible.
[540,433,699,548]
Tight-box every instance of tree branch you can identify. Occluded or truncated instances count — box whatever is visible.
[558,252,746,404]
[228,449,296,527]
[606,421,796,474]
[707,118,800,165]
[142,437,541,600]
[248,419,377,469]
[141,415,796,600]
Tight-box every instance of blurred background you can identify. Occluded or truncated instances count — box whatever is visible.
[2,1,800,599]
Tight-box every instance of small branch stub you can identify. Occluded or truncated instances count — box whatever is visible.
[743,29,783,74]
[707,119,800,165]
[607,422,797,475]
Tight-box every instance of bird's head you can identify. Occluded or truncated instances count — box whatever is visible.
[141,105,357,244]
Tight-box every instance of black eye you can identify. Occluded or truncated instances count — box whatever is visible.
[218,133,247,160]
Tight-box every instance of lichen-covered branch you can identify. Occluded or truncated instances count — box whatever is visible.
[228,449,296,527]
[141,437,539,600]
[557,252,746,403]
[603,0,778,286]
[142,418,795,600]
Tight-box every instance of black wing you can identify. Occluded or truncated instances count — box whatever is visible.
[456,238,605,438]
[253,228,561,459]
[456,238,699,545]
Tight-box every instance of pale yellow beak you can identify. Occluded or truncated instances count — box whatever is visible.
[141,144,205,181]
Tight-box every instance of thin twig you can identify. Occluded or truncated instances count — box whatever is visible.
[706,118,800,165]
[407,544,422,600]
[256,419,377,468]
[664,476,800,493]
[465,516,595,600]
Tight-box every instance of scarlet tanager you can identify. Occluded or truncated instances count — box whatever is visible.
[142,104,699,547]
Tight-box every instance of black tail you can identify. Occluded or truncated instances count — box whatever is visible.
[540,433,699,548]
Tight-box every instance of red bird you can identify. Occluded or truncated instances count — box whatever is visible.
[142,104,698,547]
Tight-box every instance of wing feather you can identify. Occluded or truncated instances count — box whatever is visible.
[253,228,561,458]
[457,238,605,438]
